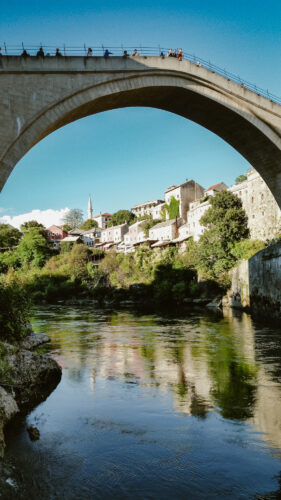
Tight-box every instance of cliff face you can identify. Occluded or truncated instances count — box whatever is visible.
[0,333,61,456]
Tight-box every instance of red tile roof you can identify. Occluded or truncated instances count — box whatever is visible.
[207,182,223,191]
[93,213,112,217]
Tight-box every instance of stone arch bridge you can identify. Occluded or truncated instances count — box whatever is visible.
[1,55,281,205]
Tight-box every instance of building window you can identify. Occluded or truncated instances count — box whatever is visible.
[262,211,264,216]
[252,215,255,219]
[261,193,264,200]
[251,196,254,203]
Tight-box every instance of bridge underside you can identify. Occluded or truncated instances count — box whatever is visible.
[0,56,281,205]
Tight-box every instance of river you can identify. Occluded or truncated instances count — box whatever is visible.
[1,305,281,499]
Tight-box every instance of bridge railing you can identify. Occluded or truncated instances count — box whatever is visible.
[1,44,281,105]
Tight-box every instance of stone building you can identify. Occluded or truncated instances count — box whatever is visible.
[164,179,204,221]
[132,200,164,218]
[93,212,112,229]
[124,220,147,246]
[149,219,182,242]
[186,169,281,242]
[228,168,281,240]
[101,223,129,245]
[152,202,165,220]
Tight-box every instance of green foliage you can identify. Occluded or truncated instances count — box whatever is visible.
[62,208,84,229]
[0,224,21,248]
[68,244,91,280]
[0,250,21,273]
[231,239,266,262]
[164,196,180,220]
[235,174,247,184]
[17,227,50,268]
[21,220,45,232]
[0,282,31,341]
[79,219,98,230]
[108,210,135,227]
[142,217,162,237]
[197,191,249,284]
[200,195,209,204]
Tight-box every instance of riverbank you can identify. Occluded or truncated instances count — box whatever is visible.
[0,331,61,456]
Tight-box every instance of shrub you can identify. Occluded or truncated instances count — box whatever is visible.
[0,282,31,341]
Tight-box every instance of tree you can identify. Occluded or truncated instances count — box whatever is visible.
[0,224,21,247]
[198,190,249,282]
[164,196,180,220]
[143,217,162,237]
[21,220,45,232]
[62,209,84,229]
[79,219,98,230]
[68,244,91,280]
[235,174,247,184]
[17,227,50,268]
[108,210,135,227]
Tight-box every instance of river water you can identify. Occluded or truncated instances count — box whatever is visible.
[1,305,281,499]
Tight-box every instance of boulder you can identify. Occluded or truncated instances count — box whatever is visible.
[0,387,19,456]
[20,333,50,350]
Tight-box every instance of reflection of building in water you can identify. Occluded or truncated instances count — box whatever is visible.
[53,310,281,451]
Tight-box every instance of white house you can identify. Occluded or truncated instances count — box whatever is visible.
[152,202,165,220]
[132,200,164,218]
[149,219,181,242]
[101,223,129,246]
[93,212,112,229]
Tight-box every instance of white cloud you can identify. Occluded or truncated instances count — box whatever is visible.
[0,208,70,229]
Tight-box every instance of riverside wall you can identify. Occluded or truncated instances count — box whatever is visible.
[223,242,281,319]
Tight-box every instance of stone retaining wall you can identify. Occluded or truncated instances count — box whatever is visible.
[223,242,281,319]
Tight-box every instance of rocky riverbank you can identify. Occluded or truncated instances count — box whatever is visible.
[0,332,61,456]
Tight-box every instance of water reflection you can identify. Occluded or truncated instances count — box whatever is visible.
[33,306,281,450]
[3,306,281,499]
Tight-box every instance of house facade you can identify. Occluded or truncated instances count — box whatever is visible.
[164,180,205,221]
[101,223,129,246]
[149,219,180,242]
[46,225,68,248]
[93,213,112,229]
[132,200,164,218]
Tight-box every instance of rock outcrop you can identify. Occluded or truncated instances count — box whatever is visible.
[0,332,61,455]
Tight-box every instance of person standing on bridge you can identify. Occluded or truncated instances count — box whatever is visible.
[167,48,173,57]
[104,49,112,58]
[177,48,183,61]
[132,49,139,56]
[21,49,30,57]
[36,47,45,57]
[87,47,93,56]
[56,48,62,57]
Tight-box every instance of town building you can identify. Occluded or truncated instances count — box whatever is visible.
[124,220,147,246]
[164,179,205,221]
[204,182,228,197]
[185,169,281,242]
[46,225,68,249]
[132,200,164,218]
[101,223,129,247]
[149,219,182,242]
[152,202,165,220]
[228,168,281,240]
[93,212,112,229]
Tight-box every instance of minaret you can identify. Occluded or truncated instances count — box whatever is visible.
[88,194,93,220]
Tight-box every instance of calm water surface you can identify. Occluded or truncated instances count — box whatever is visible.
[1,306,281,499]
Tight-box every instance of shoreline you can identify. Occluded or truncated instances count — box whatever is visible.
[0,332,62,456]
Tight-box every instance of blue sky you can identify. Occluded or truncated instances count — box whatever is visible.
[1,0,280,225]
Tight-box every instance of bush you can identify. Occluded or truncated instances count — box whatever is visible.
[0,282,31,341]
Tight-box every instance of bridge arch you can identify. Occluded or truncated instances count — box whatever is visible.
[1,56,281,205]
